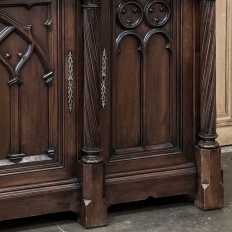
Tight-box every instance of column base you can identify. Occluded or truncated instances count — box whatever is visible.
[79,162,108,228]
[194,146,224,210]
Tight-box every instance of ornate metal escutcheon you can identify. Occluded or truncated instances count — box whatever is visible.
[67,51,74,112]
[101,49,107,108]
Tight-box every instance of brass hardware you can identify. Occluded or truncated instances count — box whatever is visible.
[101,49,107,108]
[67,51,74,112]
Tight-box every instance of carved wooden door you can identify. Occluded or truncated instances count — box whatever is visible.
[100,0,198,204]
[0,0,79,219]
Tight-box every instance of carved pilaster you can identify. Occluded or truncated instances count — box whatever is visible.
[195,0,224,210]
[198,0,218,149]
[81,0,103,164]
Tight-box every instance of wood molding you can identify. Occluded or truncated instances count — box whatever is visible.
[106,166,197,206]
[0,179,80,221]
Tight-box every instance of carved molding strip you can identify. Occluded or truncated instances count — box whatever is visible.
[144,29,172,50]
[0,1,52,10]
[81,1,103,164]
[116,31,143,52]
[198,0,219,149]
[67,51,74,112]
[116,29,172,53]
[101,49,107,108]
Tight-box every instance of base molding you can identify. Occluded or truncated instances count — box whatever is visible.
[105,166,197,206]
[0,179,80,221]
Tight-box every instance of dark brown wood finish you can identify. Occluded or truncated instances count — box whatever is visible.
[198,0,218,149]
[81,0,103,164]
[0,0,224,228]
[0,0,80,219]
[195,0,224,210]
[100,0,195,181]
[79,0,108,227]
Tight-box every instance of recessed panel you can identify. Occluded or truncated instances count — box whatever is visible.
[20,53,49,156]
[0,63,10,160]
[145,33,171,149]
[0,0,58,165]
[113,36,142,153]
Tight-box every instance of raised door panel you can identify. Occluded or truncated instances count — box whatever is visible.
[101,0,195,176]
[0,0,79,192]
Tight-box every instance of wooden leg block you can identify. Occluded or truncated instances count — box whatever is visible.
[195,147,224,210]
[79,162,108,228]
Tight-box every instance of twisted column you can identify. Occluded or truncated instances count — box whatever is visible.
[195,0,224,210]
[79,0,107,227]
[81,0,103,163]
[198,0,219,149]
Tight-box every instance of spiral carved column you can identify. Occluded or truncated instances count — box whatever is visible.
[81,0,103,164]
[195,0,224,210]
[79,0,107,228]
[198,0,218,149]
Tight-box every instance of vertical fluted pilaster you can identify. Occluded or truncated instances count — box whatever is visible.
[198,0,219,149]
[81,0,103,163]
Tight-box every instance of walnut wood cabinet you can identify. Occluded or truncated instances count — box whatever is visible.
[0,0,224,229]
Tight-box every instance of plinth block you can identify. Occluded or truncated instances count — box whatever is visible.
[79,162,108,228]
[195,146,224,210]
